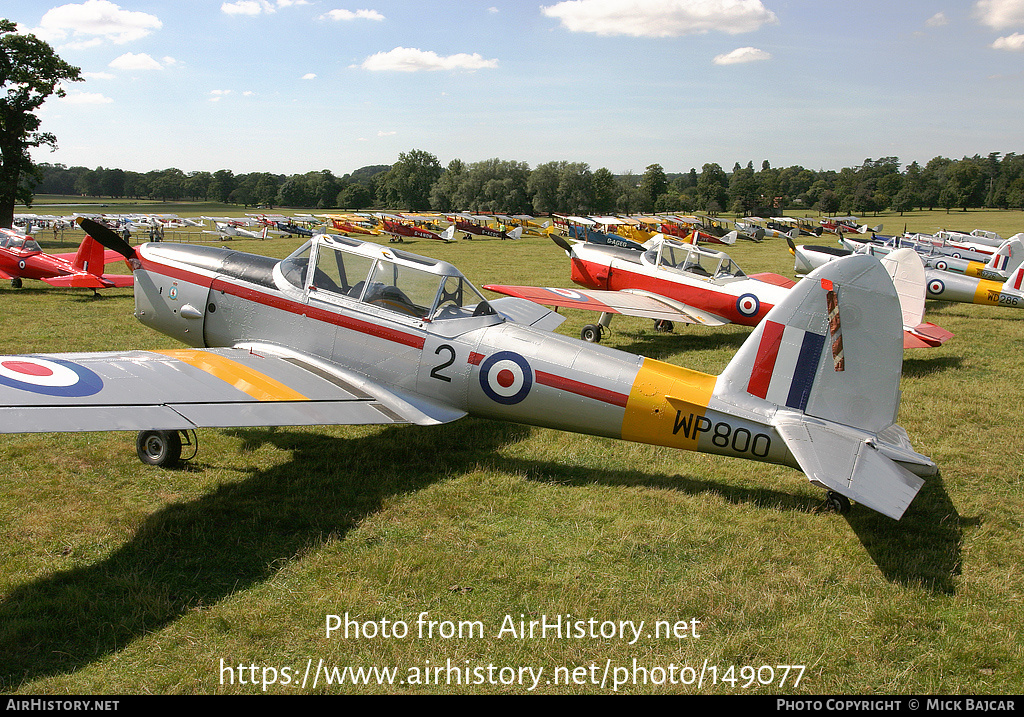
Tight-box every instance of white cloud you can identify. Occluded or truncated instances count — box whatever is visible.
[974,0,1024,29]
[59,91,114,104]
[926,12,949,27]
[713,46,771,64]
[541,0,779,38]
[82,71,115,80]
[993,31,1024,49]
[34,0,161,46]
[109,52,165,70]
[320,9,385,22]
[358,47,499,72]
[301,73,317,80]
[209,90,233,102]
[222,0,310,15]
[377,130,397,136]
[222,1,275,15]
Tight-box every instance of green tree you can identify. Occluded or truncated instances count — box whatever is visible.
[0,19,82,227]
[383,149,442,210]
[638,163,667,212]
[696,163,728,215]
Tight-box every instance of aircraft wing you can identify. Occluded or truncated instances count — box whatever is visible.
[0,347,464,434]
[773,412,924,520]
[750,272,797,289]
[483,285,730,326]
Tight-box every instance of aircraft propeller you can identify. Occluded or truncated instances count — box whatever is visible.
[77,217,139,264]
[550,233,574,254]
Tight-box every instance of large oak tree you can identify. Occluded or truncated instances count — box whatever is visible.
[0,19,81,228]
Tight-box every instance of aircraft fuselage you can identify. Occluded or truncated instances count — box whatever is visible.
[131,239,796,470]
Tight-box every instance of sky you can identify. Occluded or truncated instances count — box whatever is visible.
[6,0,1024,177]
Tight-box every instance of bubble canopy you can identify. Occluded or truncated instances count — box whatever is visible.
[279,234,496,321]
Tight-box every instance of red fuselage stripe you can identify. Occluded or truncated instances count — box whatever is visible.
[145,257,426,350]
[535,370,630,408]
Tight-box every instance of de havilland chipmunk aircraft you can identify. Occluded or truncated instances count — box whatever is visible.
[789,236,1024,310]
[0,227,134,291]
[486,234,952,350]
[0,218,938,520]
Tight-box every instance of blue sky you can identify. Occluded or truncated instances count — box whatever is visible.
[8,0,1024,177]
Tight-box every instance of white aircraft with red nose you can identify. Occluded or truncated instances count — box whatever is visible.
[0,218,938,520]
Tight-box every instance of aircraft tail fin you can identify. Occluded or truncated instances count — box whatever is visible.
[720,230,738,245]
[441,225,456,242]
[714,254,933,519]
[72,235,108,276]
[879,248,926,328]
[509,226,523,240]
[987,238,1023,274]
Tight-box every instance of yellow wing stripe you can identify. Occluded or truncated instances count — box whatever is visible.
[154,350,308,402]
[621,357,717,451]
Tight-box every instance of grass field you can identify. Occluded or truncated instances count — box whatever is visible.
[1,204,1022,694]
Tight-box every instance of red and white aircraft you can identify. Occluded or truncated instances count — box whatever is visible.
[0,227,133,291]
[486,234,951,349]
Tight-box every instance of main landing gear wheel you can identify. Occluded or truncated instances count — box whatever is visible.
[136,430,183,468]
[654,319,674,333]
[580,324,603,343]
[825,491,852,515]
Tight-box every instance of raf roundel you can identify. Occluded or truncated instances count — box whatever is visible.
[736,293,761,317]
[927,278,945,296]
[479,351,533,405]
[0,356,104,397]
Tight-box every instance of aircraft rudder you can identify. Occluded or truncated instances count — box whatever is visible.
[73,234,108,276]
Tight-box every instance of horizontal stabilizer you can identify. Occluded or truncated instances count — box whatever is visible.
[774,413,924,520]
[904,322,953,349]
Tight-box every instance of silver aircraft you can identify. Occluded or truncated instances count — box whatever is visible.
[0,219,937,520]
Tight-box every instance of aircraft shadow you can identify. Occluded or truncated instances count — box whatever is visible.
[0,419,528,689]
[846,471,971,595]
[0,419,964,688]
[523,459,964,594]
[901,355,963,378]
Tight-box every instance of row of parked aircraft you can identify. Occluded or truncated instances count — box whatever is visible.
[0,211,1017,523]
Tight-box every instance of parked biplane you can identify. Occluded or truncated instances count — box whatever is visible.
[486,234,951,350]
[0,227,133,291]
[449,214,521,240]
[378,214,456,243]
[0,218,938,520]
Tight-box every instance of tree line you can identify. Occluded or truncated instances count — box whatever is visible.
[30,149,1024,216]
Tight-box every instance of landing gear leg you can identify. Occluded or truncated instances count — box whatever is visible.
[136,430,183,468]
[825,491,851,515]
[581,312,614,343]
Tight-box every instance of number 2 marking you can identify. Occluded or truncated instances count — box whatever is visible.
[430,344,456,382]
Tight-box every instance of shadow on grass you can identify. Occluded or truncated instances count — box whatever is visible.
[523,458,965,595]
[0,418,965,688]
[847,470,972,595]
[0,419,528,690]
[901,354,963,378]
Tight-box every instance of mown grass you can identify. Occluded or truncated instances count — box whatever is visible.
[0,206,1022,694]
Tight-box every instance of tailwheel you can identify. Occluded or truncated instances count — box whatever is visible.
[580,324,603,343]
[824,491,851,515]
[136,430,183,468]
